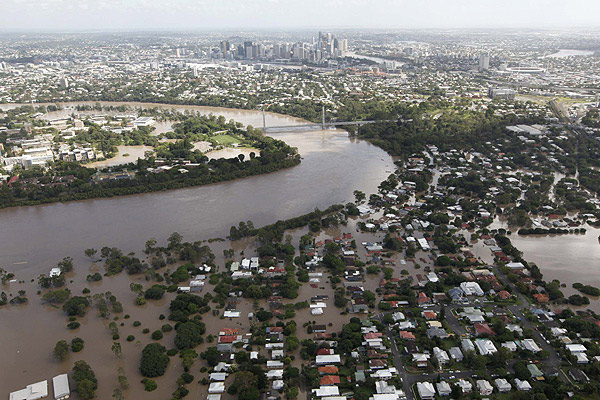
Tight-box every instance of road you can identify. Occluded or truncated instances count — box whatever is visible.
[371,261,568,399]
[491,266,565,376]
[374,313,414,400]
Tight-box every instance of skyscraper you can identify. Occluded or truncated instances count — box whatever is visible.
[479,53,490,72]
[244,41,254,59]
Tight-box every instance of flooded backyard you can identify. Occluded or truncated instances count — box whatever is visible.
[87,145,154,168]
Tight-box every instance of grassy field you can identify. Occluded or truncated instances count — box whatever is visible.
[210,134,241,146]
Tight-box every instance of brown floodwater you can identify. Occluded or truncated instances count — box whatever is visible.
[87,145,154,168]
[0,102,394,398]
[471,218,600,311]
[0,102,394,279]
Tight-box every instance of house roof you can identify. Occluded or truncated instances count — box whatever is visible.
[319,366,339,374]
[320,376,341,385]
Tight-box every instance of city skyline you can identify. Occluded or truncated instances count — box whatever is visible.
[1,0,600,32]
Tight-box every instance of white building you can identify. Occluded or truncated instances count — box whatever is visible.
[515,379,532,391]
[314,387,340,397]
[456,379,472,393]
[436,381,451,396]
[53,374,70,400]
[476,380,493,396]
[461,339,475,353]
[133,116,156,127]
[416,382,436,399]
[460,282,485,296]
[521,339,541,353]
[316,354,341,365]
[449,347,464,362]
[495,378,512,393]
[208,382,225,394]
[475,339,497,355]
[433,347,450,365]
[10,381,48,400]
[566,344,587,354]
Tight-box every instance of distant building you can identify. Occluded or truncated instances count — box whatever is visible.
[479,53,490,71]
[488,87,516,100]
[133,117,155,127]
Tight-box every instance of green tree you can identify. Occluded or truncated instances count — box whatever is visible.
[140,343,169,377]
[53,340,69,361]
[111,342,122,358]
[58,257,74,273]
[201,347,221,367]
[42,289,70,304]
[72,361,97,399]
[286,335,299,351]
[84,248,97,260]
[76,379,96,400]
[71,337,84,353]
[174,321,206,350]
[112,388,123,400]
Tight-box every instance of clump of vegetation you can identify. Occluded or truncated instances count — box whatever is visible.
[71,337,85,352]
[52,340,70,361]
[140,343,169,377]
[72,360,97,399]
[141,378,157,392]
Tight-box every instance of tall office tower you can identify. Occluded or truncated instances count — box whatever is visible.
[281,43,290,58]
[244,41,254,59]
[176,48,181,58]
[220,40,230,56]
[479,53,490,71]
[295,42,306,60]
[341,39,348,52]
[257,43,265,58]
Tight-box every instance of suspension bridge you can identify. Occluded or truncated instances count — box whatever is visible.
[259,106,394,133]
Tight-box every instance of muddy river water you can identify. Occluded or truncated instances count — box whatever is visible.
[0,102,394,398]
[0,102,394,278]
[1,101,600,397]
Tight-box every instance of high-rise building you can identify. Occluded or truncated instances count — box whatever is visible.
[244,41,254,59]
[220,40,230,56]
[479,53,490,72]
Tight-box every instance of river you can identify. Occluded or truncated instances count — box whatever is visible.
[546,49,596,58]
[0,102,395,398]
[0,102,394,280]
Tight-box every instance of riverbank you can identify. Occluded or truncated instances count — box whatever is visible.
[0,110,301,210]
[0,157,301,209]
[0,103,393,277]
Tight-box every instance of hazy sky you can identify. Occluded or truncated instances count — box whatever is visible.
[0,0,599,31]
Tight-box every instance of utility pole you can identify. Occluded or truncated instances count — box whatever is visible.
[322,105,325,129]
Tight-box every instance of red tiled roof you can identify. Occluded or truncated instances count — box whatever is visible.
[219,328,239,336]
[317,348,333,355]
[533,294,549,303]
[400,331,415,340]
[318,366,339,374]
[320,375,341,385]
[474,323,496,336]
